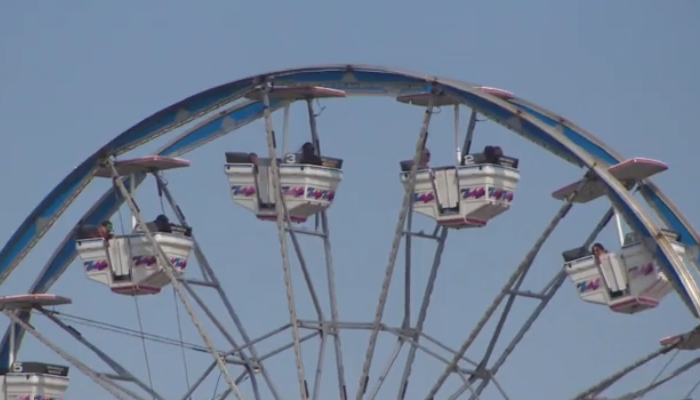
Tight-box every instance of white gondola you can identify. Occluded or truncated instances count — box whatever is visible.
[399,151,520,228]
[74,156,194,296]
[0,294,72,400]
[76,232,193,296]
[555,156,677,314]
[1,361,70,400]
[396,90,520,229]
[563,230,684,314]
[224,152,343,223]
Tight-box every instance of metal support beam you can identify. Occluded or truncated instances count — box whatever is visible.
[260,86,308,400]
[396,227,449,399]
[305,97,349,400]
[356,89,435,400]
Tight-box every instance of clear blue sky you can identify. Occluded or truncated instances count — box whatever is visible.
[2,0,700,399]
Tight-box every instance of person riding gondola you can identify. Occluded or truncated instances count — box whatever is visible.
[299,142,323,166]
[153,214,173,233]
[591,242,625,298]
[484,145,503,164]
[591,242,608,261]
[98,221,114,240]
[418,148,431,169]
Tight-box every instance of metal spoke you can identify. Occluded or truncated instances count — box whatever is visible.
[260,86,308,400]
[356,89,435,400]
[396,226,448,399]
[306,98,349,400]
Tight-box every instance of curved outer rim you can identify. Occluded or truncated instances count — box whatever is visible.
[1,64,698,369]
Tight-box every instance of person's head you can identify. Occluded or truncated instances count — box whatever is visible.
[419,148,431,167]
[101,220,113,233]
[249,152,259,165]
[302,142,315,156]
[592,243,607,256]
[155,214,169,223]
[483,146,497,163]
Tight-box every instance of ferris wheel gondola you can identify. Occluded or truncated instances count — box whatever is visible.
[226,86,345,224]
[75,156,194,296]
[0,294,74,400]
[397,89,520,228]
[555,157,685,314]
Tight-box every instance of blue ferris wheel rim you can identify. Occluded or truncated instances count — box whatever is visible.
[0,63,698,372]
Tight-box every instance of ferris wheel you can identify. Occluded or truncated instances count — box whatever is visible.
[2,64,700,400]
